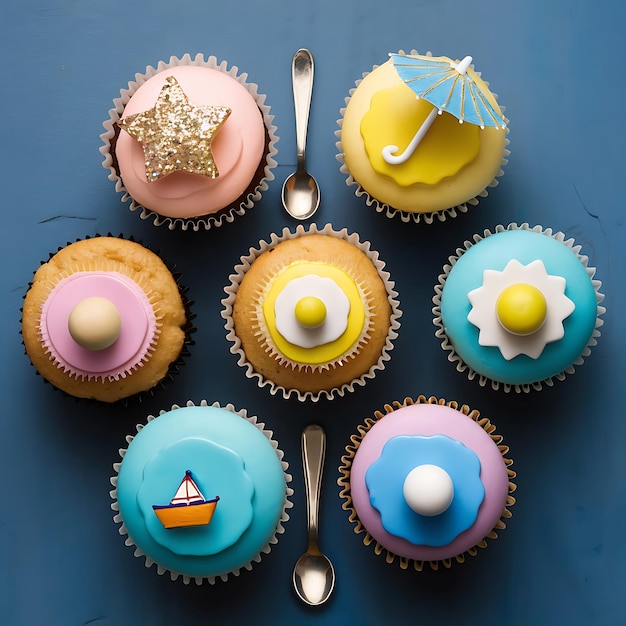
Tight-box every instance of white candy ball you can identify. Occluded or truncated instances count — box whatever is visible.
[403,464,454,517]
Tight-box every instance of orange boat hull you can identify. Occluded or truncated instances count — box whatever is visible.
[153,500,218,529]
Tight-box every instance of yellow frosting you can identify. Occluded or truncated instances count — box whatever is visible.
[496,283,547,335]
[341,59,507,214]
[262,262,366,365]
[360,84,480,186]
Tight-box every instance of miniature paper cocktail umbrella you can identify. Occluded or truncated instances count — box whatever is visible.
[382,53,507,164]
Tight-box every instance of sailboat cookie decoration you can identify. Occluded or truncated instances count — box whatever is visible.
[382,53,507,165]
[152,470,220,529]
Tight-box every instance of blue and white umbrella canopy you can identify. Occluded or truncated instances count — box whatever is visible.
[382,53,506,165]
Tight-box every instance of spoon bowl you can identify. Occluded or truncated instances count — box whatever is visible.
[292,424,335,606]
[281,49,320,220]
[281,168,320,221]
[293,552,335,606]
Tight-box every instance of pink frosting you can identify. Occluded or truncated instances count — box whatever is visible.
[350,403,510,562]
[116,65,265,219]
[40,272,157,380]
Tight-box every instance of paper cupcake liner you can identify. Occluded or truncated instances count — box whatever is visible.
[432,223,606,392]
[100,53,279,232]
[110,400,293,585]
[20,234,196,405]
[337,395,516,571]
[221,223,402,402]
[335,50,510,224]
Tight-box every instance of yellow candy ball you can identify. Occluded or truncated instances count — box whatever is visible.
[68,296,122,350]
[294,296,327,328]
[496,283,547,335]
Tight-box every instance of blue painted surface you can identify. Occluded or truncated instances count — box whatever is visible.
[1,1,623,624]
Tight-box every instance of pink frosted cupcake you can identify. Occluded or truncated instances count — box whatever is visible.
[101,54,278,231]
[338,396,515,570]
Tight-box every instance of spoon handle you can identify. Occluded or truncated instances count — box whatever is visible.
[291,48,314,162]
[301,424,325,549]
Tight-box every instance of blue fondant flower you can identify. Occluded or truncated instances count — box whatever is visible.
[365,435,484,547]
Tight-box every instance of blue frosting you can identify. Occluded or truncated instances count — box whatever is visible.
[365,435,484,547]
[137,437,255,556]
[440,229,599,385]
[116,406,286,579]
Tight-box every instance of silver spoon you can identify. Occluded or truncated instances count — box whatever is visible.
[293,424,335,606]
[281,49,320,220]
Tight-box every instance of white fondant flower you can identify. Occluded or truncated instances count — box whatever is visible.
[467,259,575,360]
[274,275,350,348]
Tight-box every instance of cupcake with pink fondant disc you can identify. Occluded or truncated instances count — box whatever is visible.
[338,395,515,571]
[101,53,278,231]
[21,235,193,403]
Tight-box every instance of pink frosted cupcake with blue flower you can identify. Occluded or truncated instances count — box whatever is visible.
[339,395,515,571]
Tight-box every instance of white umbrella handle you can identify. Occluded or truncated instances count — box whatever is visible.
[382,106,439,165]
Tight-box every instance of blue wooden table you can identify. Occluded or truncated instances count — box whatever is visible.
[2,1,623,624]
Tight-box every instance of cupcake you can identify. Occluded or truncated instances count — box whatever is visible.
[337,50,509,223]
[221,223,402,401]
[433,223,606,391]
[111,400,292,584]
[338,395,515,571]
[101,53,278,231]
[21,236,193,403]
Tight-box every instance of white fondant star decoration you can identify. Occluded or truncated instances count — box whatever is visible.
[117,76,231,182]
[467,259,575,360]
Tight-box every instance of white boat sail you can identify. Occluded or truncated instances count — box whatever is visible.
[170,471,206,505]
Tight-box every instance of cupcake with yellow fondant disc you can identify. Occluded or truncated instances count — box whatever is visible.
[221,224,402,401]
[337,50,509,223]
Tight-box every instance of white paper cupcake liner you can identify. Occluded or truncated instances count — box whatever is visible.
[335,50,509,224]
[337,395,516,571]
[432,223,606,392]
[221,223,402,402]
[110,400,293,585]
[100,53,279,232]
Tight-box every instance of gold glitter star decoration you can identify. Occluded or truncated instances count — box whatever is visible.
[117,75,231,182]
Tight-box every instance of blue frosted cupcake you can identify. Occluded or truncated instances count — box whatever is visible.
[433,224,605,391]
[111,401,292,583]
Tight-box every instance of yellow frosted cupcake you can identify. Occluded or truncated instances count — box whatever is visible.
[337,50,509,223]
